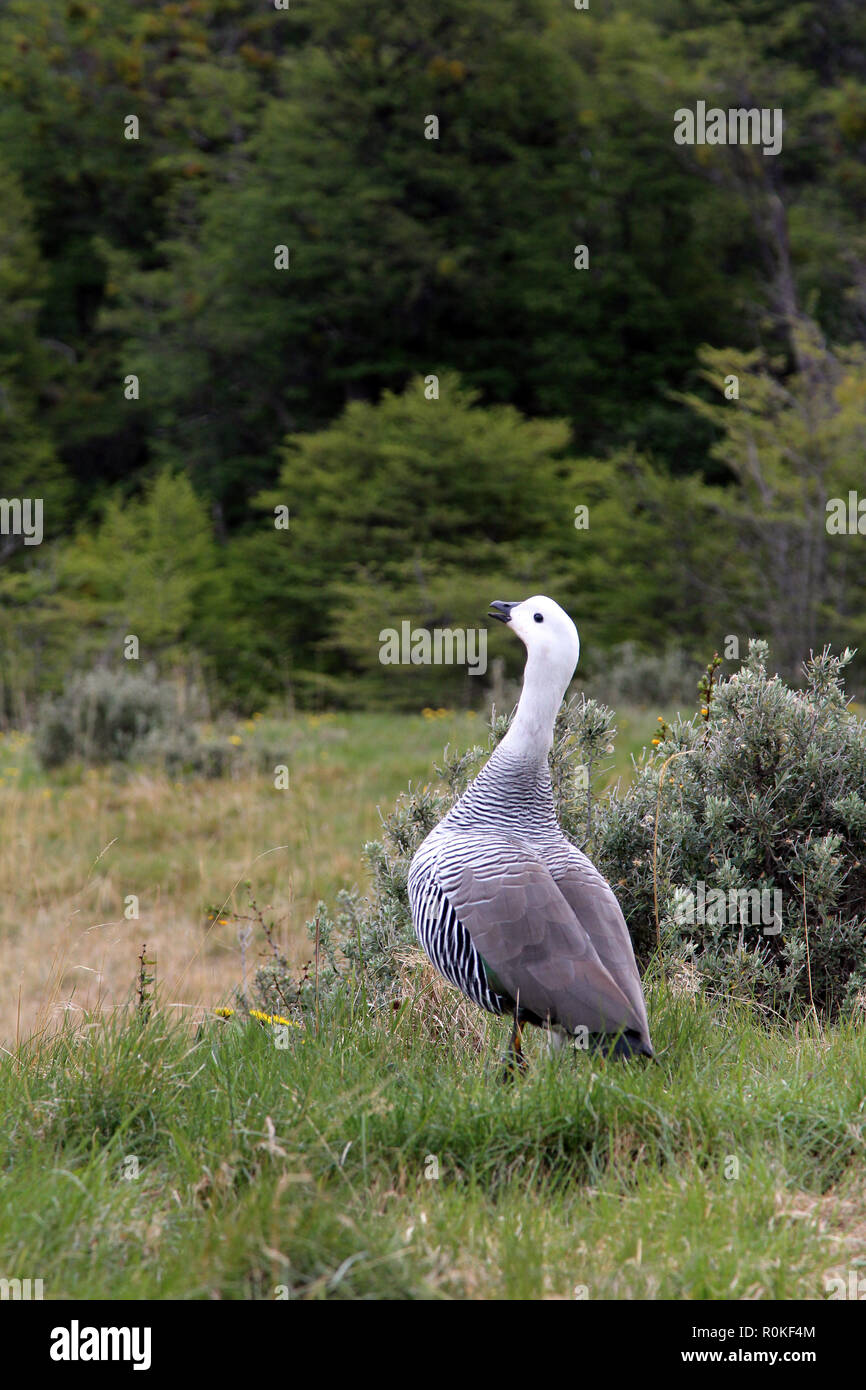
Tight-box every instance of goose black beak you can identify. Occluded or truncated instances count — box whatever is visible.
[488,600,521,624]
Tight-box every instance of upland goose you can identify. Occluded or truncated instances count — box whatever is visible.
[408,596,653,1071]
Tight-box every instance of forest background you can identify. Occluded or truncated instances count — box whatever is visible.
[2,0,866,715]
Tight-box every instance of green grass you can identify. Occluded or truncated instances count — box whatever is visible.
[2,977,864,1299]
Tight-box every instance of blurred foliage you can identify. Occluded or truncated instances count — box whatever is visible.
[34,664,177,767]
[1,1,866,711]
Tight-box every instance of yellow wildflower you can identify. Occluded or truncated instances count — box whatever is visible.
[249,1008,300,1028]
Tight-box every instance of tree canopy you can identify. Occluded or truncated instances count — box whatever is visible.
[1,0,865,711]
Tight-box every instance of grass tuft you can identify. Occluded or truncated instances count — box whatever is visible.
[1,980,864,1299]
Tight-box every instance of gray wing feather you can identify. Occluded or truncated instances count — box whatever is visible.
[554,851,652,1045]
[436,832,647,1040]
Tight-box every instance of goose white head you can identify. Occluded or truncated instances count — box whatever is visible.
[489,595,580,683]
[489,596,580,753]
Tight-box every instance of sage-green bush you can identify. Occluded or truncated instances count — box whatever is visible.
[34,667,292,778]
[594,641,866,1020]
[34,667,177,768]
[256,641,866,1026]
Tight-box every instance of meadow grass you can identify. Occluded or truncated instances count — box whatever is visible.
[1,975,864,1299]
[0,707,660,1045]
[4,702,860,1301]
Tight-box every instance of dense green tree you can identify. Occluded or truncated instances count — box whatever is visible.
[102,0,754,511]
[2,1,865,710]
[0,0,295,505]
[97,0,866,516]
[0,159,68,519]
[230,375,720,705]
[679,324,866,673]
[0,471,226,720]
[62,468,225,665]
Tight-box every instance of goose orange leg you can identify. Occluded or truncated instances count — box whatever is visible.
[501,1013,529,1080]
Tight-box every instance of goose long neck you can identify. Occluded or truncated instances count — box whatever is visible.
[499,649,567,762]
[445,651,568,833]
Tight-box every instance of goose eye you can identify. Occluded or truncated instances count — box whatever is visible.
[533,613,543,623]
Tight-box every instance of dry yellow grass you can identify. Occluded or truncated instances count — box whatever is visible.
[0,712,485,1045]
[0,770,318,1042]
